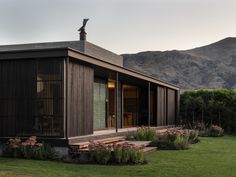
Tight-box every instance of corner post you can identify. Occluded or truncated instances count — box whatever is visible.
[148,82,151,127]
[115,72,119,132]
[64,57,69,139]
[175,90,180,125]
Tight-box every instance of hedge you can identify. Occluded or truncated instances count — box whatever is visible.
[179,88,236,133]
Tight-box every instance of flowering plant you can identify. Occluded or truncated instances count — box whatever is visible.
[210,125,224,137]
[153,128,190,150]
[87,141,145,164]
[3,136,57,160]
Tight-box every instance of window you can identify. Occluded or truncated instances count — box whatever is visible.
[34,60,64,136]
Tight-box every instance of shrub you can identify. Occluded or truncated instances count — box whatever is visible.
[197,124,224,137]
[210,125,224,137]
[199,128,211,137]
[121,146,130,164]
[188,129,199,144]
[174,134,189,150]
[180,89,236,134]
[88,142,112,164]
[132,127,156,141]
[87,141,145,165]
[120,143,144,164]
[2,136,58,160]
[113,144,122,163]
[129,148,144,164]
[151,139,176,150]
[2,138,22,158]
[152,128,190,150]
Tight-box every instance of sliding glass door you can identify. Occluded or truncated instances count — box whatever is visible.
[93,79,106,130]
[93,79,117,130]
[123,84,139,127]
[94,79,141,130]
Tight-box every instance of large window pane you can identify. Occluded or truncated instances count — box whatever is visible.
[34,60,63,136]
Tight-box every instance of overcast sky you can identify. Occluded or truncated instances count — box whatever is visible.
[0,0,236,54]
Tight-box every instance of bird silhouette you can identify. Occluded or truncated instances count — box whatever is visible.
[78,18,89,32]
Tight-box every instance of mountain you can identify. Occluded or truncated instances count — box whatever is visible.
[122,37,236,90]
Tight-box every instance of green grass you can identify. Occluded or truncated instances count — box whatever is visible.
[0,136,236,177]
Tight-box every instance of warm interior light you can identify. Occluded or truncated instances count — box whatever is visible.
[37,76,44,93]
[108,82,115,88]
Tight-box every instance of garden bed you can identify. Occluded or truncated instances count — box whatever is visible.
[0,135,235,177]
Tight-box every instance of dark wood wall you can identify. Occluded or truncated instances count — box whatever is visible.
[167,88,176,125]
[0,60,35,136]
[157,86,167,126]
[156,86,178,126]
[67,60,94,137]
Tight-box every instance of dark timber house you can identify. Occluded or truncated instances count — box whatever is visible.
[0,29,179,146]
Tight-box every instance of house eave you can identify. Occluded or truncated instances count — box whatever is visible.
[0,47,179,90]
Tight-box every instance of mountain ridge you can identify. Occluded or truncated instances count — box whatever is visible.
[122,37,236,89]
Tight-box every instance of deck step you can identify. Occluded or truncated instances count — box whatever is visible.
[126,141,152,148]
[70,140,152,152]
[70,136,126,149]
[97,136,126,144]
[142,147,157,153]
[69,138,156,155]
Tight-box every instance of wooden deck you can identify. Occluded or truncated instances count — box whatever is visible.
[68,126,174,155]
[68,126,173,145]
[69,137,156,155]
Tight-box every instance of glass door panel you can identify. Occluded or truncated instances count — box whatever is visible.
[108,80,116,129]
[93,79,106,130]
[123,84,139,127]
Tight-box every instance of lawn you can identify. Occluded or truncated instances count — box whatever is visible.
[0,136,235,177]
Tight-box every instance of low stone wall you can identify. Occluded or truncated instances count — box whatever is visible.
[53,147,69,158]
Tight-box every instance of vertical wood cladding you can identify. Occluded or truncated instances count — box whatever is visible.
[150,86,157,126]
[157,86,167,126]
[0,60,35,136]
[67,61,94,137]
[167,89,176,125]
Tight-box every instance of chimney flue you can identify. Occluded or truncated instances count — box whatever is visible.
[78,18,89,41]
